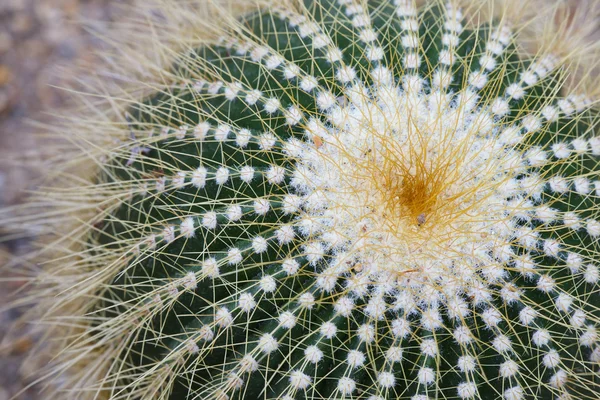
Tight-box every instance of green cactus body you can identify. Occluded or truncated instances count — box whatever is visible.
[43,0,600,399]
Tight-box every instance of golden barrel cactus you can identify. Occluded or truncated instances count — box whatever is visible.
[4,0,600,399]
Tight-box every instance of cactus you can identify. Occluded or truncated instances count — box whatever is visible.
[11,0,600,399]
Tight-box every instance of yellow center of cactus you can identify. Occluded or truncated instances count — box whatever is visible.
[290,82,537,308]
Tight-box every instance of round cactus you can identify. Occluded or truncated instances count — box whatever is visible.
[13,0,600,399]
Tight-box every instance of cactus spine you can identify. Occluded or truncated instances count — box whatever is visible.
[13,0,600,399]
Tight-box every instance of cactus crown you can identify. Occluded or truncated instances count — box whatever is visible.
[19,0,600,399]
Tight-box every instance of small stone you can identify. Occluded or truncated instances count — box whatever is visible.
[10,336,33,355]
[0,65,12,86]
[0,90,10,113]
[11,14,34,34]
[0,32,12,54]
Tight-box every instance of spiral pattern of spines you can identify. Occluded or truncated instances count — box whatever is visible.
[11,0,600,399]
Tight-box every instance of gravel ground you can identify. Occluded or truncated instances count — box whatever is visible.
[0,1,128,399]
[0,1,596,400]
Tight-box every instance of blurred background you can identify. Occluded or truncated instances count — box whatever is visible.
[0,0,596,399]
[0,1,128,398]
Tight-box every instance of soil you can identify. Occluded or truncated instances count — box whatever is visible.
[0,0,596,399]
[0,1,129,398]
